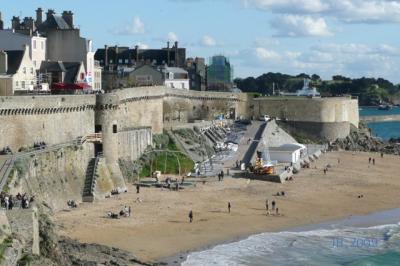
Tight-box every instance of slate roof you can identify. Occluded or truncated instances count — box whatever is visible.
[40,61,83,83]
[4,50,24,75]
[37,15,71,34]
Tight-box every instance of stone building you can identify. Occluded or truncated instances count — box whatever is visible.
[126,65,163,87]
[185,57,206,91]
[162,67,189,90]
[0,8,101,91]
[0,45,37,95]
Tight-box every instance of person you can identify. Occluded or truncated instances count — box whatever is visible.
[197,169,201,177]
[8,196,13,210]
[189,210,193,223]
[381,152,384,158]
[128,206,131,217]
[228,202,231,213]
[369,157,371,164]
[235,160,239,168]
[136,184,140,194]
[272,200,276,211]
[4,195,9,210]
[276,208,279,216]
[373,158,375,165]
[338,158,340,164]
[266,200,269,211]
[323,168,327,175]
[175,182,179,191]
[221,170,224,180]
[247,138,251,144]
[227,169,230,176]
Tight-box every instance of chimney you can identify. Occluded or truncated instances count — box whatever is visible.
[36,8,43,25]
[135,45,139,64]
[104,45,108,67]
[167,42,170,67]
[0,12,3,30]
[174,41,178,67]
[115,45,118,65]
[46,9,55,20]
[0,51,8,74]
[11,16,20,30]
[62,11,74,28]
[24,17,35,31]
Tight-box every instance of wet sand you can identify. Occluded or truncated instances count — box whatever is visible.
[54,151,400,262]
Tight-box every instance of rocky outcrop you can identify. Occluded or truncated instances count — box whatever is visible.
[330,125,400,155]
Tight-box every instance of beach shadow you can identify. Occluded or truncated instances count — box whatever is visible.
[168,220,186,224]
[209,210,224,213]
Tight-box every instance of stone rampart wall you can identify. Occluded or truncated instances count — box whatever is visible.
[0,95,95,151]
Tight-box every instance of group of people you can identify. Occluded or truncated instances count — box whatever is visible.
[0,146,12,155]
[265,199,280,216]
[164,177,181,191]
[107,205,132,219]
[0,192,33,210]
[33,141,47,149]
[368,157,376,165]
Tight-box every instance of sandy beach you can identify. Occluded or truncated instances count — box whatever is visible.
[54,151,400,263]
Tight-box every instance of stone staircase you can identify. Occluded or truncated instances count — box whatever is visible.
[82,156,101,202]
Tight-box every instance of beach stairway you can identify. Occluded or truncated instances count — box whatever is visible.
[82,156,100,202]
[241,122,268,165]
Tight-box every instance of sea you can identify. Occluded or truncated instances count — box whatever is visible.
[181,107,400,266]
[182,209,400,266]
[360,106,400,140]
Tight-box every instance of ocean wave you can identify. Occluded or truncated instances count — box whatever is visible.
[182,223,400,266]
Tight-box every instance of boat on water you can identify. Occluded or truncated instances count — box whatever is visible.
[378,104,392,110]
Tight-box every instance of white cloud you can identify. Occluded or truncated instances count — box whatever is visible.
[200,35,217,47]
[135,42,149,49]
[113,16,145,35]
[255,47,280,61]
[271,15,332,37]
[231,42,400,81]
[166,32,179,42]
[244,0,400,24]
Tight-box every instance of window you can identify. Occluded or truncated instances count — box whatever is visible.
[23,67,26,74]
[110,59,113,64]
[30,68,34,74]
[33,40,36,49]
[16,81,19,87]
[21,81,25,88]
[41,41,44,50]
[113,124,117,134]
[118,59,122,64]
[125,59,129,64]
[182,83,185,89]
[33,61,37,67]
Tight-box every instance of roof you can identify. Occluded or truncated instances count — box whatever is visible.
[63,62,82,83]
[40,61,83,83]
[269,143,305,152]
[40,61,67,72]
[37,15,71,33]
[163,67,188,74]
[3,50,24,75]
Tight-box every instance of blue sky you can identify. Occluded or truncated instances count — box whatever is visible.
[2,0,400,83]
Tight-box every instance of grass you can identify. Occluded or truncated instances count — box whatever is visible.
[139,134,194,177]
[0,236,13,263]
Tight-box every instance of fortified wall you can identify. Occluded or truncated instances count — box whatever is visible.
[253,96,359,140]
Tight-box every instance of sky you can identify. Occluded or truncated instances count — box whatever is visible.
[1,0,400,83]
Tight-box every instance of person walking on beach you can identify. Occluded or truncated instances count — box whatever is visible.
[189,210,193,223]
[323,168,327,175]
[228,202,231,213]
[381,152,384,158]
[266,200,269,212]
[221,170,224,180]
[272,200,276,211]
[369,157,371,164]
[136,184,140,194]
[128,206,131,217]
[373,158,375,165]
[276,208,279,216]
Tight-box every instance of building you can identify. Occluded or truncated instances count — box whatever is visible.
[185,57,206,91]
[95,42,186,91]
[162,67,189,90]
[95,42,186,70]
[0,8,101,91]
[126,65,163,87]
[0,46,38,95]
[207,55,233,91]
[0,30,46,70]
[269,143,306,164]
